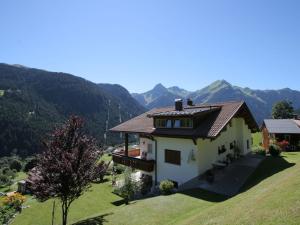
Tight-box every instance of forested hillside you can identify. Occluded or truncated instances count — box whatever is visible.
[0,64,145,156]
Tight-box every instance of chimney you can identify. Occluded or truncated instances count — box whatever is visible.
[175,99,183,111]
[187,98,193,106]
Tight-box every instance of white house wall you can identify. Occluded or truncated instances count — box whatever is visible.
[139,117,252,186]
[154,137,198,185]
[196,117,252,175]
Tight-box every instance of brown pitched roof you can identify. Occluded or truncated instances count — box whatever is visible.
[110,101,258,138]
[147,106,220,117]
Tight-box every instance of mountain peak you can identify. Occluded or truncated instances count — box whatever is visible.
[168,86,191,97]
[212,79,231,87]
[152,83,167,92]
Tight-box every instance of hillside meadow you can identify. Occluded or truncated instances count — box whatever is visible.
[10,150,300,225]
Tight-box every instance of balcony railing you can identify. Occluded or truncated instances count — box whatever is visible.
[112,153,155,172]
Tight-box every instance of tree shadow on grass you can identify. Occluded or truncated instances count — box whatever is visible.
[180,188,229,202]
[111,199,137,206]
[72,213,113,225]
[240,155,295,193]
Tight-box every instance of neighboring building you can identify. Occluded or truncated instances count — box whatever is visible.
[262,119,300,150]
[110,100,258,188]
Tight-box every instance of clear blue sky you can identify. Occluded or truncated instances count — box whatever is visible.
[1,0,300,93]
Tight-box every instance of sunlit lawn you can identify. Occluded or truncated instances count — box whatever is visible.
[11,152,300,225]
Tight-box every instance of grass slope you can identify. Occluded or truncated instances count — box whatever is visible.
[12,182,122,225]
[11,152,300,225]
[177,152,300,225]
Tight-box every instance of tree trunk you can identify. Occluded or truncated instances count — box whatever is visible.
[52,200,56,225]
[62,202,69,225]
[124,197,129,205]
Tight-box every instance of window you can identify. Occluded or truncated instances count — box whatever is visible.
[230,142,234,149]
[174,120,181,128]
[156,118,193,128]
[155,119,167,128]
[165,149,181,165]
[247,140,250,149]
[166,120,172,128]
[147,143,153,154]
[180,118,193,128]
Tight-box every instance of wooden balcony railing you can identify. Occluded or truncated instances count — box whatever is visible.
[112,153,155,172]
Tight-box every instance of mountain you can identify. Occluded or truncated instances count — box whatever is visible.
[132,83,191,109]
[168,86,191,97]
[0,63,145,156]
[132,80,300,124]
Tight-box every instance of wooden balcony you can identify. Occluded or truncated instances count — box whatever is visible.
[112,153,155,172]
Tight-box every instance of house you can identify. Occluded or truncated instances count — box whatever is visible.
[110,100,258,188]
[262,119,300,150]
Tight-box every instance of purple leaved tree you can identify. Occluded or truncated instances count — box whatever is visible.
[27,116,102,225]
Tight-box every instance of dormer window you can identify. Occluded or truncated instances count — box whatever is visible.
[174,120,181,128]
[155,118,193,128]
[166,120,172,128]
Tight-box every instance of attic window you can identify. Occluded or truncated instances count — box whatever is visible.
[155,118,193,129]
[155,119,167,128]
[166,120,172,128]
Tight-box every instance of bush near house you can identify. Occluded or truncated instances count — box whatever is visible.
[159,180,174,195]
[269,144,281,157]
[252,146,266,156]
[114,168,140,205]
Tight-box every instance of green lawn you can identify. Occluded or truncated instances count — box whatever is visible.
[12,152,300,225]
[12,181,122,225]
[252,132,262,147]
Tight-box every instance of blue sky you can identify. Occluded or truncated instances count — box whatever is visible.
[1,0,300,93]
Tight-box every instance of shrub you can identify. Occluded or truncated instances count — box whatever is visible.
[3,169,16,180]
[0,205,16,224]
[3,192,26,212]
[159,180,174,195]
[269,144,281,157]
[0,174,12,187]
[252,146,266,156]
[140,174,152,195]
[113,163,126,174]
[114,168,140,204]
[9,159,22,172]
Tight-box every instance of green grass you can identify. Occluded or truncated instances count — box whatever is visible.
[12,181,122,225]
[252,132,262,147]
[0,90,4,97]
[11,152,300,225]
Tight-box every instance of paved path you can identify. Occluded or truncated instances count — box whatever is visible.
[179,153,264,196]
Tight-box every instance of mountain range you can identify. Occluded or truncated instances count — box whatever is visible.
[0,63,145,156]
[1,62,300,156]
[132,80,300,124]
